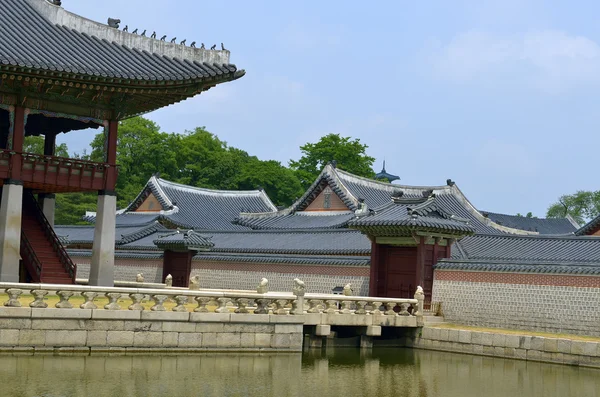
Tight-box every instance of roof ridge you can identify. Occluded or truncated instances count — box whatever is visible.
[335,168,450,191]
[28,0,232,65]
[468,233,596,241]
[156,177,269,196]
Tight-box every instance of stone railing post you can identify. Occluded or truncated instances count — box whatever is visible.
[104,293,122,310]
[4,288,23,307]
[55,291,74,309]
[291,278,305,315]
[414,286,424,326]
[128,293,145,310]
[30,289,48,308]
[80,291,99,309]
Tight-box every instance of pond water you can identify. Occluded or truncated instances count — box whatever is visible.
[1,349,599,397]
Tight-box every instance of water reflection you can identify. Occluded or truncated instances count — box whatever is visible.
[0,349,598,397]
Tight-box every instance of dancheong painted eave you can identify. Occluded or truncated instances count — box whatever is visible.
[0,0,244,118]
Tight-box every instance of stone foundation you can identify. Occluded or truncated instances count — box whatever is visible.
[406,326,600,368]
[0,308,303,352]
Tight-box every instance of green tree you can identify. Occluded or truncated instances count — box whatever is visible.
[289,133,375,188]
[23,136,69,157]
[90,117,182,208]
[547,191,600,225]
[55,192,98,225]
[87,117,303,209]
[235,159,304,207]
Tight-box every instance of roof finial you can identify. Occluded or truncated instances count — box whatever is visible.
[107,18,121,29]
[51,0,62,6]
[382,159,386,172]
[330,160,337,168]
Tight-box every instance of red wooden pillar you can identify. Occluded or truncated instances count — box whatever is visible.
[10,106,25,181]
[105,120,118,191]
[369,239,379,296]
[416,236,426,289]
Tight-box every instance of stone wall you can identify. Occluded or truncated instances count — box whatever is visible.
[408,326,600,368]
[72,256,164,284]
[0,307,303,352]
[190,266,369,296]
[433,270,600,336]
[71,255,370,295]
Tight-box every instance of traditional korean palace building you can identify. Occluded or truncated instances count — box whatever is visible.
[4,1,600,336]
[55,163,600,305]
[0,0,243,285]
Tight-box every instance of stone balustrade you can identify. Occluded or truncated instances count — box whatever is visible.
[0,282,423,322]
[0,281,423,352]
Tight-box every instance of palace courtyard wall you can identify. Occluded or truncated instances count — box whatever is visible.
[432,269,600,337]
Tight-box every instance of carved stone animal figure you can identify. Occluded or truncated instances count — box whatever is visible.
[107,18,121,29]
[136,273,144,283]
[165,274,173,288]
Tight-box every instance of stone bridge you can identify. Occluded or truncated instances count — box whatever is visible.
[0,281,424,352]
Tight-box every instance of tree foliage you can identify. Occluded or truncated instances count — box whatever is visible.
[87,118,304,209]
[44,118,379,223]
[289,133,375,188]
[547,191,600,225]
[23,136,69,157]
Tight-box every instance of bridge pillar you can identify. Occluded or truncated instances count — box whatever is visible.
[0,180,23,282]
[360,335,373,349]
[89,191,116,286]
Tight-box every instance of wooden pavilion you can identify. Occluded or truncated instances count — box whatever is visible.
[0,0,243,285]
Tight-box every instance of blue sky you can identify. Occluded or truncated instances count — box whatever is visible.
[61,0,600,221]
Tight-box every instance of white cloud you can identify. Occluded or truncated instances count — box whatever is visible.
[427,30,600,93]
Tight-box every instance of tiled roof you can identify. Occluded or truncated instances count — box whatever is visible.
[56,222,166,245]
[236,165,544,235]
[153,230,214,251]
[575,214,600,236]
[435,260,600,275]
[89,176,278,231]
[234,212,355,230]
[67,249,162,260]
[450,234,600,264]
[121,229,372,256]
[3,0,243,83]
[348,194,475,236]
[193,252,370,267]
[481,211,578,235]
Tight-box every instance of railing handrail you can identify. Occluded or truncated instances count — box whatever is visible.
[0,282,295,300]
[19,232,42,281]
[23,192,76,282]
[0,281,417,304]
[8,149,113,170]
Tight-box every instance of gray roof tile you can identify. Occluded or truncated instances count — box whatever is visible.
[2,0,242,83]
[482,211,577,234]
[348,195,475,235]
[121,229,371,256]
[451,234,600,264]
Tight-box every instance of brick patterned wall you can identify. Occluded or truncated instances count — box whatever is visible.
[433,270,600,336]
[71,255,369,294]
[72,256,163,283]
[191,260,369,295]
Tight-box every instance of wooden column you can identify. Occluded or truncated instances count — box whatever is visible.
[10,106,25,180]
[105,120,118,191]
[44,132,56,156]
[416,236,426,289]
[369,239,379,296]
